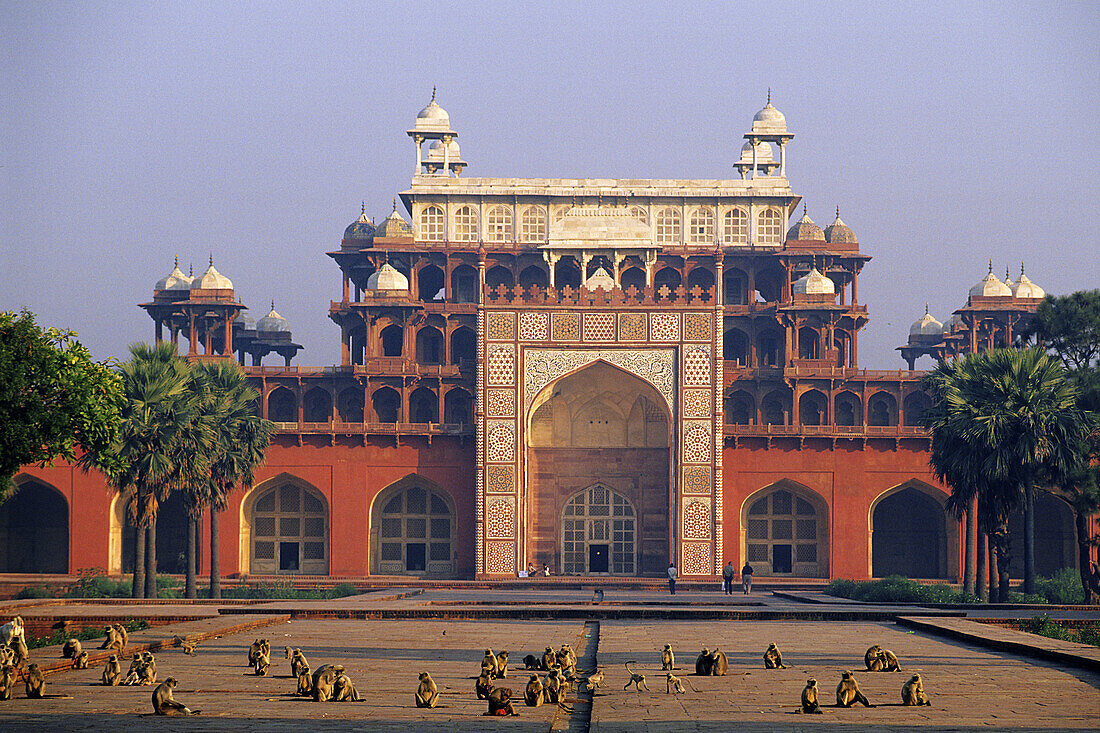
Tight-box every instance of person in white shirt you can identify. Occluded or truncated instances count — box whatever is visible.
[667,561,678,595]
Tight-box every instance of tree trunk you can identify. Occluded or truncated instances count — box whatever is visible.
[977,530,988,602]
[988,539,999,602]
[1075,511,1097,605]
[210,507,221,599]
[995,541,1011,603]
[964,495,978,596]
[145,524,157,598]
[185,516,197,599]
[131,522,146,599]
[1023,476,1036,595]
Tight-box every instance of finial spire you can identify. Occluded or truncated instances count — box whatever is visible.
[925,302,929,315]
[189,263,193,277]
[988,259,993,274]
[174,255,179,268]
[1020,260,1025,275]
[209,252,214,267]
[803,202,807,216]
[431,85,436,102]
[1005,265,1010,281]
[361,200,366,215]
[835,204,840,219]
[271,298,275,311]
[392,197,397,212]
[767,87,771,105]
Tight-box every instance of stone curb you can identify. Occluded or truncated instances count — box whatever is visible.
[895,615,1100,673]
[774,589,1098,612]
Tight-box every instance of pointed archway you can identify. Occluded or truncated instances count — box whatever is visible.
[869,481,952,579]
[526,360,671,576]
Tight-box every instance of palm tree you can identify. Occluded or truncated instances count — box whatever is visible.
[926,349,1088,594]
[191,361,274,598]
[107,342,193,598]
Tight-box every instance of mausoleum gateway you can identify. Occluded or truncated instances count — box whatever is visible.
[5,95,1080,581]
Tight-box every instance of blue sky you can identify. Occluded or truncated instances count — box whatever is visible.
[3,1,1097,368]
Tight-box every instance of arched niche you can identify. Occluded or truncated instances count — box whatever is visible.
[869,481,953,579]
[369,474,456,576]
[1,476,68,573]
[1006,491,1076,578]
[239,475,328,575]
[117,490,194,574]
[741,480,829,578]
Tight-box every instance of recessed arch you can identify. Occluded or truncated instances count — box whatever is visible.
[239,474,328,575]
[1007,491,1076,578]
[369,474,456,576]
[2,475,68,573]
[302,387,332,423]
[267,386,296,422]
[868,391,898,426]
[740,480,829,577]
[868,480,952,579]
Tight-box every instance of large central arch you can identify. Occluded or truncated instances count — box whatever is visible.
[0,476,69,574]
[526,360,672,576]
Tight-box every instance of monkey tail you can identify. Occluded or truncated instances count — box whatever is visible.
[624,660,637,675]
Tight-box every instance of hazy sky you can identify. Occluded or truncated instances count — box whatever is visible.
[3,1,1097,369]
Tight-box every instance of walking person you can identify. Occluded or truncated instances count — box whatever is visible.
[667,561,678,595]
[741,561,754,595]
[722,561,735,595]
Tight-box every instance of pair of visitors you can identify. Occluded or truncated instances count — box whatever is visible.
[722,561,735,595]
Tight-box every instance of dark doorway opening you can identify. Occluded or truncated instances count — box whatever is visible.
[406,542,426,572]
[772,544,793,573]
[279,542,299,572]
[589,544,609,574]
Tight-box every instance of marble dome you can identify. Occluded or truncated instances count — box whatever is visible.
[191,260,233,291]
[257,304,290,332]
[786,210,824,241]
[367,262,409,291]
[792,267,835,295]
[824,209,857,245]
[909,307,943,337]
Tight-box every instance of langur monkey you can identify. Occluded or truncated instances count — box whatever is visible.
[524,674,544,706]
[0,664,16,700]
[484,686,518,716]
[665,672,688,694]
[878,648,900,672]
[623,661,649,691]
[523,654,541,670]
[62,638,82,661]
[763,643,787,669]
[248,639,268,666]
[0,617,25,647]
[544,669,563,704]
[312,664,342,703]
[289,648,310,677]
[584,669,604,693]
[254,647,271,676]
[482,649,498,675]
[541,647,556,671]
[152,678,200,715]
[100,626,123,653]
[836,670,873,707]
[415,671,439,708]
[333,671,360,701]
[174,636,196,655]
[799,678,823,713]
[695,648,711,676]
[661,644,675,670]
[708,648,728,676]
[296,665,313,696]
[73,651,89,670]
[24,663,45,699]
[476,669,494,699]
[114,624,128,652]
[102,655,121,686]
[902,673,930,706]
[493,650,509,679]
[10,637,29,668]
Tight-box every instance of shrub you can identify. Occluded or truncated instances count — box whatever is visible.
[329,582,358,598]
[14,585,54,600]
[64,568,130,598]
[1033,568,1084,605]
[27,619,150,650]
[824,576,979,604]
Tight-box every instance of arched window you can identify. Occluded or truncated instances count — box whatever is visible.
[723,208,748,244]
[620,267,645,292]
[443,388,472,424]
[518,265,548,290]
[745,486,825,576]
[686,267,715,298]
[408,386,438,423]
[798,390,827,426]
[419,205,444,241]
[723,328,749,366]
[485,205,513,242]
[415,326,444,365]
[903,391,932,427]
[654,267,681,299]
[655,207,680,244]
[372,387,400,423]
[486,266,513,291]
[374,482,454,575]
[417,264,445,302]
[798,326,820,360]
[688,206,714,244]
[450,326,476,365]
[756,208,782,245]
[724,268,748,304]
[872,486,948,578]
[302,387,332,423]
[562,484,636,575]
[336,387,363,422]
[268,387,296,423]
[834,392,861,427]
[250,481,327,574]
[868,392,898,427]
[761,390,789,425]
[629,205,648,223]
[380,324,403,357]
[453,205,479,242]
[758,331,783,368]
[0,479,69,573]
[450,264,477,303]
[725,391,754,425]
[555,258,582,290]
[519,206,546,242]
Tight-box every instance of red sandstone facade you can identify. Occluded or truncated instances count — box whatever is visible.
[3,97,1084,582]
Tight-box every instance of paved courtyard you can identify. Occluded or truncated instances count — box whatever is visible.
[0,589,1096,731]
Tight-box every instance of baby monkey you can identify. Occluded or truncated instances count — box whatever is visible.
[799,678,823,713]
[763,642,787,669]
[623,661,649,691]
[484,686,518,716]
[584,669,604,693]
[73,650,89,670]
[665,671,688,694]
[174,636,197,655]
[0,664,17,700]
[901,673,931,706]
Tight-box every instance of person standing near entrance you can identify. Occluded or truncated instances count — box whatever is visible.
[722,561,735,595]
[741,561,754,594]
[667,561,678,595]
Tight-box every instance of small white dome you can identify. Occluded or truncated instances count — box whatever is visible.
[414,88,452,131]
[751,92,787,133]
[909,307,943,337]
[426,138,460,161]
[239,312,256,329]
[969,266,1011,298]
[1013,272,1045,299]
[586,267,616,291]
[738,140,774,163]
[257,305,290,333]
[191,260,233,291]
[155,260,192,291]
[792,267,835,295]
[367,262,409,291]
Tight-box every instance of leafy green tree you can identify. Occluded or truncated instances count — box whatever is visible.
[0,310,124,495]
[190,361,274,598]
[1021,290,1100,372]
[925,348,1089,595]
